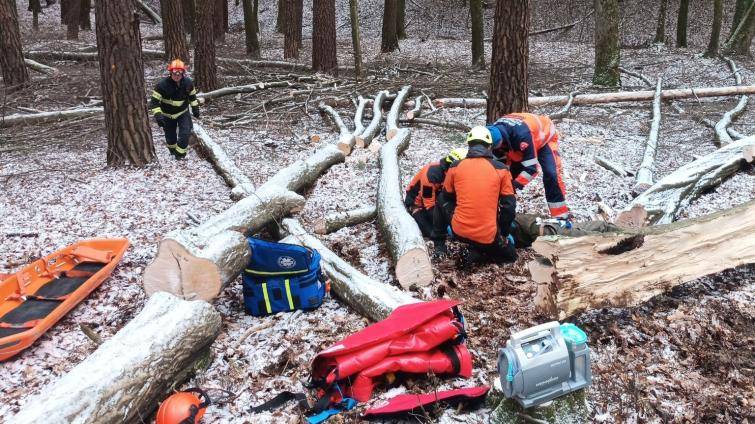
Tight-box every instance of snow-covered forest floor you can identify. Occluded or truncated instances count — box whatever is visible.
[1,0,754,423]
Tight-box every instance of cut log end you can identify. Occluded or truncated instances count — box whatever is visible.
[386,128,399,141]
[529,257,558,318]
[355,136,366,148]
[337,141,353,156]
[143,239,222,301]
[744,145,755,162]
[615,204,649,229]
[313,220,328,235]
[395,248,434,289]
[368,141,383,154]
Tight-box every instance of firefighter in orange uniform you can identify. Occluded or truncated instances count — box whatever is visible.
[432,126,517,263]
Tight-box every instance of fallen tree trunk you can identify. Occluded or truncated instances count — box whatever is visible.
[357,90,388,148]
[399,117,471,132]
[143,145,345,300]
[615,135,755,226]
[714,57,748,146]
[532,200,755,319]
[549,90,579,119]
[24,58,59,76]
[319,102,355,155]
[136,0,162,24]
[192,123,255,200]
[11,292,221,424]
[200,81,295,101]
[352,96,368,138]
[633,77,663,194]
[405,96,423,120]
[386,85,412,140]
[279,218,418,321]
[1,107,103,127]
[433,85,755,109]
[594,155,633,177]
[314,205,377,234]
[377,128,433,289]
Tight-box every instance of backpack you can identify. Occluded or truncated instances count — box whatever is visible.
[242,237,327,316]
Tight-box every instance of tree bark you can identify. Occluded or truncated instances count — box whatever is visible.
[381,0,399,52]
[633,77,662,194]
[593,0,620,86]
[723,0,755,56]
[183,0,195,42]
[29,0,41,31]
[143,145,345,300]
[676,0,689,47]
[214,0,226,41]
[280,218,418,322]
[487,0,529,120]
[616,136,755,227]
[313,206,377,235]
[348,0,364,79]
[653,0,667,44]
[533,201,755,319]
[63,0,80,39]
[312,0,338,75]
[161,0,189,62]
[195,0,218,91]
[730,0,749,38]
[0,0,30,90]
[284,0,303,58]
[276,0,285,33]
[136,0,162,24]
[1,107,103,127]
[192,123,256,200]
[377,128,433,289]
[396,0,406,39]
[704,0,723,58]
[470,0,484,68]
[242,0,260,58]
[10,292,222,424]
[95,0,156,167]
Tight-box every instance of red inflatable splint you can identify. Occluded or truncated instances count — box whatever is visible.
[363,386,490,418]
[311,300,472,402]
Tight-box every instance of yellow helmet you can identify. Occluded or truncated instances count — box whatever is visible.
[465,125,493,145]
[445,147,468,163]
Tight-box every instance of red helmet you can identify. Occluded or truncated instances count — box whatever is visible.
[156,388,210,424]
[167,59,187,72]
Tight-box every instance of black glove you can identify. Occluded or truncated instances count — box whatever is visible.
[155,114,165,128]
[192,107,200,119]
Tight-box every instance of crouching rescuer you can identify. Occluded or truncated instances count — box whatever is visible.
[432,126,517,263]
[404,148,468,237]
[149,59,200,159]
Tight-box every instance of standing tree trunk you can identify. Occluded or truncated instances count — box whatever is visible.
[381,0,398,52]
[348,0,363,78]
[242,0,260,57]
[276,0,285,32]
[183,0,195,42]
[0,0,30,91]
[312,0,337,74]
[64,0,80,40]
[705,0,723,58]
[396,0,406,39]
[161,0,189,61]
[470,0,484,68]
[284,0,303,59]
[195,0,218,91]
[486,0,529,120]
[653,0,667,44]
[676,0,689,47]
[730,0,749,37]
[214,0,226,42]
[593,0,620,86]
[724,0,755,55]
[94,0,155,166]
[79,0,91,30]
[29,0,41,31]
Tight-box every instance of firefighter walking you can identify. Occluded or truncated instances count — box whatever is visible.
[149,59,200,160]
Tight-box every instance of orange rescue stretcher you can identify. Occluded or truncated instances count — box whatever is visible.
[0,238,129,361]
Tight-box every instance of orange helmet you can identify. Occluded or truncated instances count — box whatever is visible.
[167,59,186,72]
[156,388,210,424]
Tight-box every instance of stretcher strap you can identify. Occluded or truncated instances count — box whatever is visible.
[71,246,112,264]
[0,319,41,329]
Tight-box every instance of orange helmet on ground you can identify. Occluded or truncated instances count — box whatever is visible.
[156,388,210,424]
[167,59,186,72]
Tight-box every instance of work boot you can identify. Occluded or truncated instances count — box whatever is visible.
[432,240,448,261]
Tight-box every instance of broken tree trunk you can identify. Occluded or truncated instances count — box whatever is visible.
[531,200,755,319]
[616,135,755,226]
[319,102,355,155]
[352,95,367,138]
[377,128,433,289]
[191,123,255,200]
[594,155,633,177]
[633,77,663,194]
[357,90,388,148]
[24,58,59,76]
[386,85,412,140]
[313,205,377,234]
[714,57,748,146]
[405,95,423,120]
[279,218,418,321]
[10,292,221,424]
[136,0,162,24]
[142,145,345,300]
[0,107,103,127]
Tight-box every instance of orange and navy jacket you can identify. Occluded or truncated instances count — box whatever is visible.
[404,161,447,211]
[441,145,516,244]
[488,113,557,190]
